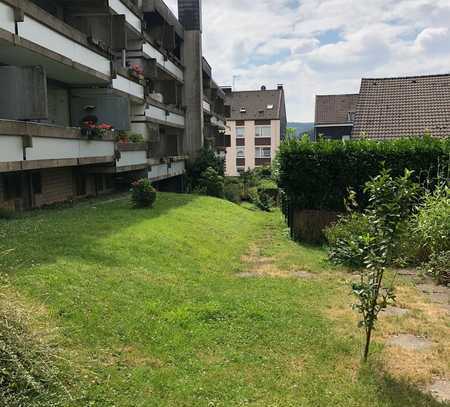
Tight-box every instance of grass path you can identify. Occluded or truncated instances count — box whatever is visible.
[0,193,448,406]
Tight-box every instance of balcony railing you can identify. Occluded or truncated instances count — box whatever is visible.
[142,41,184,82]
[0,120,115,172]
[108,0,142,33]
[0,1,15,34]
[116,143,149,172]
[144,104,185,128]
[112,75,145,100]
[148,158,186,182]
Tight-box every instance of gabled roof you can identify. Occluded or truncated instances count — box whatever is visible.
[315,94,359,125]
[352,74,450,139]
[225,88,284,121]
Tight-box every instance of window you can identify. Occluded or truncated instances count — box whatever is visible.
[3,173,22,200]
[236,127,245,138]
[236,147,245,158]
[31,171,42,195]
[240,107,246,113]
[255,126,271,138]
[255,147,271,159]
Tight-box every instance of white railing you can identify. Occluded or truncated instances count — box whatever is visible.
[108,0,142,33]
[0,136,23,163]
[142,42,184,82]
[17,15,111,76]
[148,160,185,181]
[112,75,145,100]
[0,1,15,33]
[116,150,148,169]
[145,105,185,127]
[25,138,114,161]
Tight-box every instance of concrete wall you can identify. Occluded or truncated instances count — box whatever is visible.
[35,167,74,207]
[225,119,281,176]
[47,83,70,127]
[182,30,203,157]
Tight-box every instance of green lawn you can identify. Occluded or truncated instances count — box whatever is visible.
[0,193,446,406]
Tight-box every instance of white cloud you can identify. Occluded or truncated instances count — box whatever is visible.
[165,0,450,121]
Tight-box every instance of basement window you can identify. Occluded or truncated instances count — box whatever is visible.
[3,173,22,200]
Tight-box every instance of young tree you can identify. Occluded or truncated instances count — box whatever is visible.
[351,168,419,361]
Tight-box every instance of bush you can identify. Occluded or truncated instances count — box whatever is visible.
[419,251,450,286]
[277,137,450,212]
[196,167,224,198]
[186,147,225,191]
[224,179,242,203]
[131,179,157,208]
[413,185,450,255]
[0,208,17,220]
[325,213,370,268]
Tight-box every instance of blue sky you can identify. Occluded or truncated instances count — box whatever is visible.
[166,0,450,121]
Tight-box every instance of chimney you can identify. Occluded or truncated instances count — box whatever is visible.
[277,84,284,90]
[261,85,266,91]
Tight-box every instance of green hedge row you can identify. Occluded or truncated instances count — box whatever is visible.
[276,137,450,211]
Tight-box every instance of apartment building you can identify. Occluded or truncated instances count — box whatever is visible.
[223,85,287,176]
[0,0,228,210]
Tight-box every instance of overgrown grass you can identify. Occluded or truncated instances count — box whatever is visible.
[0,193,447,406]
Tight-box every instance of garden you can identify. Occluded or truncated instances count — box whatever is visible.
[0,138,449,406]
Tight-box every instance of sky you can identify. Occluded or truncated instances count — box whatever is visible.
[165,0,450,122]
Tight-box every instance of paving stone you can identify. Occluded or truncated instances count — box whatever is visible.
[386,334,433,351]
[427,380,450,403]
[382,306,409,317]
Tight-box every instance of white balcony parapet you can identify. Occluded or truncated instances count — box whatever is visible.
[142,42,184,82]
[25,138,114,161]
[0,136,23,163]
[0,1,15,33]
[145,105,185,128]
[148,160,186,182]
[17,15,111,77]
[0,121,115,172]
[112,75,145,100]
[202,100,211,113]
[108,0,142,33]
[211,116,226,129]
[116,150,148,170]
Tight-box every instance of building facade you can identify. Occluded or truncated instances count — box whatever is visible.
[0,0,227,211]
[223,86,287,176]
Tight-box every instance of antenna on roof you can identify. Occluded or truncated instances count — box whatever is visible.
[233,75,240,90]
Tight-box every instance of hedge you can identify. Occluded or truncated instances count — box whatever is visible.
[276,137,450,212]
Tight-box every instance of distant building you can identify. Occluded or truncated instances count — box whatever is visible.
[223,85,287,176]
[314,94,359,140]
[314,74,450,141]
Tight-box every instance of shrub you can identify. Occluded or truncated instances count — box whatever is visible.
[277,137,450,212]
[0,208,17,220]
[224,179,242,203]
[131,179,157,208]
[413,185,450,256]
[196,167,224,198]
[419,251,450,286]
[325,213,370,268]
[128,133,144,143]
[186,147,225,191]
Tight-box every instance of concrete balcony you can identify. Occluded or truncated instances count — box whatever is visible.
[108,0,142,34]
[210,115,226,130]
[142,41,184,82]
[148,157,186,182]
[0,120,115,173]
[116,143,149,173]
[202,99,211,114]
[112,74,145,101]
[0,0,111,84]
[132,100,185,129]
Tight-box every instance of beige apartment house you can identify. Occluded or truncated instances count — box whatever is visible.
[0,0,227,211]
[222,85,287,176]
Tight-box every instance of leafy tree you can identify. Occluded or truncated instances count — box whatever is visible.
[351,168,420,361]
[286,127,297,140]
[186,146,225,191]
